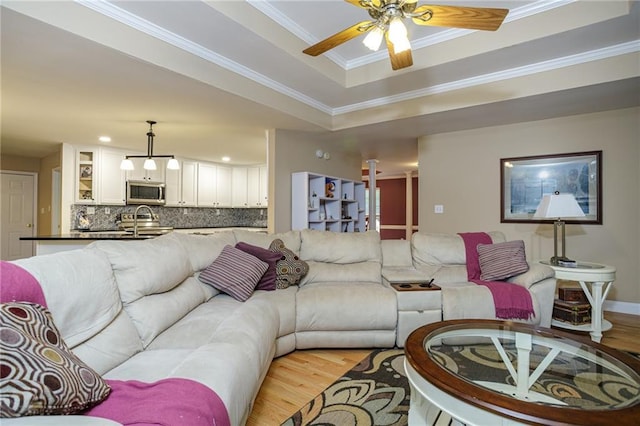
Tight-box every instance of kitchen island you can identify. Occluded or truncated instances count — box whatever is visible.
[21,227,267,255]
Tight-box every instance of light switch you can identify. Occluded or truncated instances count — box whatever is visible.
[87,207,96,214]
[434,204,444,214]
[104,207,110,214]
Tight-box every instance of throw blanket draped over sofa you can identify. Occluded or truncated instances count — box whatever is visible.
[1,230,555,425]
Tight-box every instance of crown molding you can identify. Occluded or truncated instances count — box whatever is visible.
[76,0,637,121]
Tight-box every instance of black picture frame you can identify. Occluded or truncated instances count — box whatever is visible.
[500,151,602,224]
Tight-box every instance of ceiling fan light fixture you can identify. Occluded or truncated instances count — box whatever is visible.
[363,25,384,51]
[392,36,411,54]
[387,17,407,45]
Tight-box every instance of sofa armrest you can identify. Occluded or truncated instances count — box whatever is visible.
[381,267,430,287]
[507,263,555,289]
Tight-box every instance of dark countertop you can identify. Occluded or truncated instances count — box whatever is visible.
[20,227,267,241]
[20,233,155,241]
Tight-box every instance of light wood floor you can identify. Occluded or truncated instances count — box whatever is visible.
[246,311,639,426]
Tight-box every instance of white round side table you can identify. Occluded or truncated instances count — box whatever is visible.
[541,260,616,343]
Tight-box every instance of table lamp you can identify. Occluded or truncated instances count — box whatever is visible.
[533,191,585,266]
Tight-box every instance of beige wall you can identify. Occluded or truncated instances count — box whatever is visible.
[268,129,363,233]
[418,107,639,305]
[0,154,40,172]
[37,151,62,235]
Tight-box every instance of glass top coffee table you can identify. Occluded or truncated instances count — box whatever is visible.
[404,320,640,425]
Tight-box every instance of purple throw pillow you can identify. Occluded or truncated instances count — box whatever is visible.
[235,242,284,291]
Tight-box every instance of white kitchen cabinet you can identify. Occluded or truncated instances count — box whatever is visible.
[216,165,232,207]
[75,149,96,204]
[197,163,231,207]
[98,149,126,205]
[126,158,166,182]
[232,167,249,207]
[248,166,268,207]
[291,172,365,232]
[166,160,197,207]
[232,165,267,208]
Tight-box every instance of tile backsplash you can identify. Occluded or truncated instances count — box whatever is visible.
[70,204,267,231]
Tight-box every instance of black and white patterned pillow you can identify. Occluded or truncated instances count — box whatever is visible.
[0,302,110,418]
[268,239,309,289]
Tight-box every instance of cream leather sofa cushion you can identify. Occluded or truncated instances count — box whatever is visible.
[91,234,193,304]
[300,261,381,286]
[381,239,413,267]
[412,231,506,266]
[71,310,143,375]
[14,248,121,348]
[300,229,381,263]
[125,276,207,347]
[168,231,237,272]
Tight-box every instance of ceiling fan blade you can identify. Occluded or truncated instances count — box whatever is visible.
[412,5,508,31]
[385,34,413,71]
[303,21,373,56]
[344,0,381,9]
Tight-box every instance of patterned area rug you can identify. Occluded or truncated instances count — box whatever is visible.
[281,349,409,426]
[281,348,640,426]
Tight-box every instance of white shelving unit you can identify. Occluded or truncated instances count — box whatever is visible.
[292,172,366,232]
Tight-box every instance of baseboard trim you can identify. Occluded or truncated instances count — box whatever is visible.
[604,300,640,315]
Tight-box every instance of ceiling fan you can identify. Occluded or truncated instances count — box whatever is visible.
[303,0,509,70]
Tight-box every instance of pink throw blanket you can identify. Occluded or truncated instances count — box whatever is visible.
[459,233,534,320]
[86,379,230,426]
[0,261,47,307]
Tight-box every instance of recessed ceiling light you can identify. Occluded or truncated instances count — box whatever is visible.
[221,156,231,162]
[99,136,111,143]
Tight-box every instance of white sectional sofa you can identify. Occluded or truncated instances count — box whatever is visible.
[2,229,554,425]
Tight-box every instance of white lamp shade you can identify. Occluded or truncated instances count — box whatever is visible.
[533,193,585,219]
[388,18,407,44]
[143,158,157,170]
[166,158,180,170]
[120,159,134,171]
[391,36,411,54]
[363,26,384,51]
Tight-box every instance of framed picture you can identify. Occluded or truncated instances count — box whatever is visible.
[500,151,602,224]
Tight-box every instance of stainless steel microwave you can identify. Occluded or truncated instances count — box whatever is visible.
[126,180,166,205]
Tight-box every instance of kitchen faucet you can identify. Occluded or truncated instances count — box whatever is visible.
[133,205,154,238]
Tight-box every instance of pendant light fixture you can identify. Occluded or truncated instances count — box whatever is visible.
[120,120,180,171]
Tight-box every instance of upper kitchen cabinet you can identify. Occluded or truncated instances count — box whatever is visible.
[74,147,126,205]
[75,149,96,204]
[233,166,267,208]
[125,158,166,183]
[197,163,232,207]
[166,160,197,207]
[98,149,126,205]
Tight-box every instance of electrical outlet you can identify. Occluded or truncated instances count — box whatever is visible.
[215,209,220,216]
[87,207,96,215]
[434,204,444,214]
[104,207,110,214]
[183,208,188,215]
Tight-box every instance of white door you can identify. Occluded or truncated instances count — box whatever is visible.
[1,172,36,260]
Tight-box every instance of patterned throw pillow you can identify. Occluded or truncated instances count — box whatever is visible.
[268,239,309,289]
[235,242,284,291]
[0,302,111,418]
[477,240,529,281]
[198,245,268,301]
